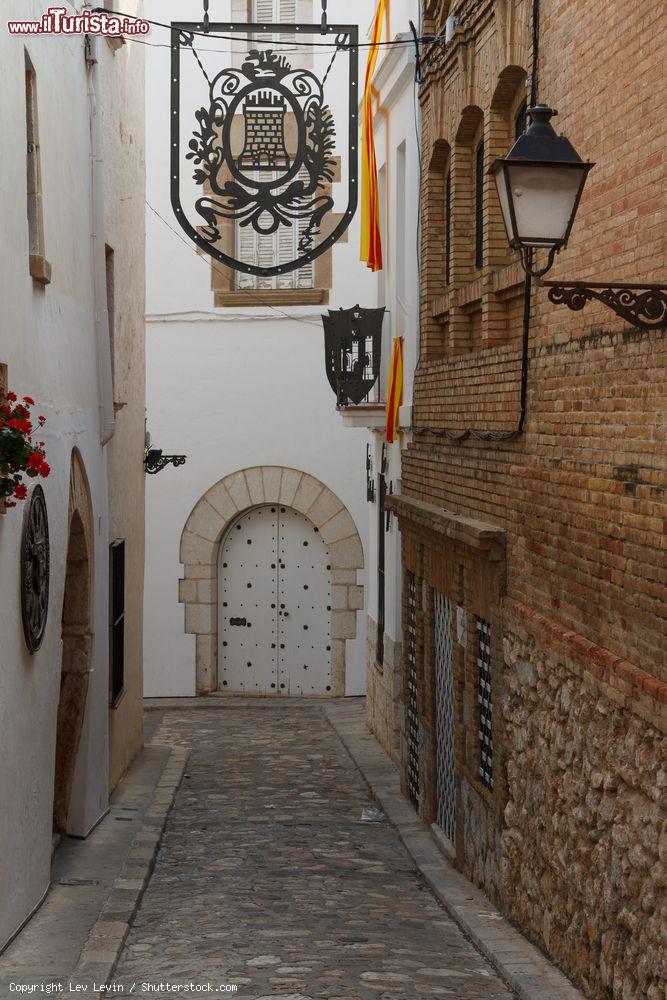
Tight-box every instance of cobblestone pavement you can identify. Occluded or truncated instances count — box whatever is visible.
[113,705,514,999]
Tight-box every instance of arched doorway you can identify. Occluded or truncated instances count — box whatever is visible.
[179,467,364,695]
[219,504,332,695]
[52,451,93,835]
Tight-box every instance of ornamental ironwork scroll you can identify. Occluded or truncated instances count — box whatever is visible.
[170,21,358,276]
[543,282,667,329]
[21,484,49,653]
[323,305,385,405]
[144,448,187,475]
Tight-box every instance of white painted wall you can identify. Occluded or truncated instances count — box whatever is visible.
[363,1,421,659]
[143,0,383,696]
[0,4,144,950]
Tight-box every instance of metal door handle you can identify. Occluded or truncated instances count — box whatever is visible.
[229,617,247,626]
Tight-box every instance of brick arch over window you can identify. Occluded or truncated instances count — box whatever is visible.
[179,467,365,695]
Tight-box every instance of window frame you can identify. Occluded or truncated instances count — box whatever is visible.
[474,140,484,270]
[109,538,126,708]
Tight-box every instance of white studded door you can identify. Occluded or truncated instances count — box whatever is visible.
[219,504,332,695]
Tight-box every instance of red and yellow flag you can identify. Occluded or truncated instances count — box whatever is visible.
[385,336,403,443]
[360,0,386,272]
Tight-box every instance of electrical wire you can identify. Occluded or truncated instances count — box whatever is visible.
[96,6,443,51]
[146,201,323,328]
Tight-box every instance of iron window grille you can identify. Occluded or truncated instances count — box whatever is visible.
[405,571,420,809]
[434,591,456,844]
[476,616,493,790]
[109,539,125,707]
[445,169,452,284]
[475,141,484,269]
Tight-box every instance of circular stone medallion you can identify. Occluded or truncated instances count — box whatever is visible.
[21,484,50,653]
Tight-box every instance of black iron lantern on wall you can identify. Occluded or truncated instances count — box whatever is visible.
[489,104,594,278]
[490,102,667,327]
[323,305,385,406]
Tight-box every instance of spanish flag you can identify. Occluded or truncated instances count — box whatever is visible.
[360,0,386,272]
[385,337,403,443]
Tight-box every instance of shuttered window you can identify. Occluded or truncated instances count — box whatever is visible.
[474,141,484,270]
[236,169,315,290]
[109,539,125,707]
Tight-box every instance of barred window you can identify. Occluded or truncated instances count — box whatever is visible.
[476,617,493,790]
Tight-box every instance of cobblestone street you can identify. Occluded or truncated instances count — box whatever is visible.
[114,704,514,998]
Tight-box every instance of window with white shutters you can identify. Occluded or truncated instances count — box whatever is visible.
[235,169,315,290]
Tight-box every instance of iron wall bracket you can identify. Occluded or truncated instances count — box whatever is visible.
[541,281,667,329]
[144,449,187,475]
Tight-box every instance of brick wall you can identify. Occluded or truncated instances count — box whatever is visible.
[381,0,666,996]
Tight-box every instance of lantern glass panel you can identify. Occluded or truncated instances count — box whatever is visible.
[502,162,587,247]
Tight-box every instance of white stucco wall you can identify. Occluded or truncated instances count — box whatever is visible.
[363,6,420,656]
[143,0,382,696]
[0,4,144,950]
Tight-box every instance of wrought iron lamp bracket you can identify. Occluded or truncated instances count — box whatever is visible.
[540,281,667,329]
[144,448,188,475]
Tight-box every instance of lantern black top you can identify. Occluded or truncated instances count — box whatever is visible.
[489,103,595,261]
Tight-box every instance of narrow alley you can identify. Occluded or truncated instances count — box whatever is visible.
[1,699,582,998]
[116,702,514,997]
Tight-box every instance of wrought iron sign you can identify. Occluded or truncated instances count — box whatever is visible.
[323,305,385,405]
[171,15,358,276]
[21,484,49,654]
[144,448,187,475]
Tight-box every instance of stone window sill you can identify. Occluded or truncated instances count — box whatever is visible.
[215,288,329,308]
[30,254,52,285]
[431,262,524,320]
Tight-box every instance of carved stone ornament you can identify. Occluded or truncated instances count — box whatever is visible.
[21,483,50,653]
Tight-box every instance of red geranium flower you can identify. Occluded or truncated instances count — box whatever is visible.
[38,416,46,425]
[7,418,32,435]
[13,484,28,500]
[39,461,51,478]
[4,500,17,508]
[6,391,17,402]
[27,451,44,470]
[23,396,35,406]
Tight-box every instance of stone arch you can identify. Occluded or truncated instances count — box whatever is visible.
[53,449,93,834]
[179,467,365,695]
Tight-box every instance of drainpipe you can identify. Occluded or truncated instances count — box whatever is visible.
[86,34,115,445]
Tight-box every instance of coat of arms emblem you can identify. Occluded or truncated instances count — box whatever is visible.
[170,21,359,276]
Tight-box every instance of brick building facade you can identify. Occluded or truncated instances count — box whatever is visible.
[378,0,666,997]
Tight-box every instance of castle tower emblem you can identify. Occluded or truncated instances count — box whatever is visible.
[238,89,291,171]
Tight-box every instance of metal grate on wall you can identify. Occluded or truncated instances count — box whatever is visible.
[434,591,456,843]
[476,617,493,790]
[405,572,420,809]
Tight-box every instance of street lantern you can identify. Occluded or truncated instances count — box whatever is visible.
[489,104,594,277]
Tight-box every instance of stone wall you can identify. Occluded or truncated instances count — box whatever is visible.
[500,603,666,999]
[366,614,402,765]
